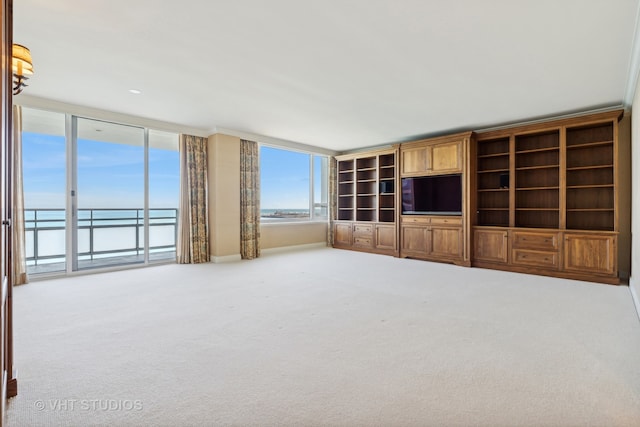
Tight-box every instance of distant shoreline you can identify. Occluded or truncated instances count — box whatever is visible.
[261,210,308,219]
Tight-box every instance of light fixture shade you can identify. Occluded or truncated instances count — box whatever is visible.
[12,44,34,76]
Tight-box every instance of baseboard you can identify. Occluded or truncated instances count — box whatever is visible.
[210,254,242,263]
[630,277,640,322]
[261,242,327,256]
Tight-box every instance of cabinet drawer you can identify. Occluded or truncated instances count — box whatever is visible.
[430,217,462,225]
[401,216,430,224]
[512,249,559,269]
[353,236,373,248]
[353,224,373,235]
[511,231,559,251]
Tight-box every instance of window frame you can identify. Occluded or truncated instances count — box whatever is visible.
[259,143,329,224]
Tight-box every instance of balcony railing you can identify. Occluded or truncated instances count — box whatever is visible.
[25,208,178,274]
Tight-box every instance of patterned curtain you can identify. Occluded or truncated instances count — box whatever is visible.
[327,156,337,246]
[176,134,209,263]
[240,139,260,260]
[12,105,27,285]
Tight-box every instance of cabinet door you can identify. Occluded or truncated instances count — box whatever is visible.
[334,223,352,247]
[375,224,396,251]
[401,146,430,175]
[401,225,430,256]
[431,141,462,174]
[564,233,616,276]
[474,229,508,263]
[429,226,463,258]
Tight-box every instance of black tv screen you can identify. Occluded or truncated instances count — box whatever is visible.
[402,174,462,215]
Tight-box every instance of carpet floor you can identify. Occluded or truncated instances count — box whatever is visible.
[7,247,640,426]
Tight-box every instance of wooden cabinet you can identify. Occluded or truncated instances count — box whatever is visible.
[398,131,472,266]
[472,109,626,284]
[401,146,429,176]
[400,216,464,263]
[474,228,508,263]
[564,233,616,276]
[401,137,464,177]
[375,224,396,251]
[511,230,560,270]
[430,226,463,258]
[352,223,374,249]
[334,222,352,248]
[432,141,462,174]
[400,222,430,257]
[333,147,399,256]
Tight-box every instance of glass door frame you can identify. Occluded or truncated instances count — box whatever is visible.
[65,114,150,273]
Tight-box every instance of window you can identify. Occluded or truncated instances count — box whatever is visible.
[260,145,328,222]
[22,107,179,275]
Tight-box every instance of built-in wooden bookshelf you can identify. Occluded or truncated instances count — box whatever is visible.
[337,160,355,221]
[378,153,396,223]
[476,137,510,227]
[514,130,560,229]
[472,109,626,284]
[565,122,615,231]
[355,157,377,222]
[334,148,399,256]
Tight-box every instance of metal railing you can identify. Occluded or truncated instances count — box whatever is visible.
[25,208,178,267]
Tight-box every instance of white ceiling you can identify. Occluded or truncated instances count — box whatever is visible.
[13,0,640,152]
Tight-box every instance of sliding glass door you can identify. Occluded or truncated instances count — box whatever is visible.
[22,107,179,275]
[22,109,67,274]
[75,118,145,270]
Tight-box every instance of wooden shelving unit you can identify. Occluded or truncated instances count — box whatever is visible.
[565,122,615,231]
[378,153,396,223]
[476,137,509,227]
[514,130,560,229]
[472,110,627,284]
[337,160,355,221]
[334,148,399,255]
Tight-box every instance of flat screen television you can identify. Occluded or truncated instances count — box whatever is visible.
[402,174,462,215]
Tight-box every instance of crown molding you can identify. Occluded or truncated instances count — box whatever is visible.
[215,127,338,156]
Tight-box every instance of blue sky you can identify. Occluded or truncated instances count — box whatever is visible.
[23,134,315,212]
[260,146,310,210]
[22,132,179,209]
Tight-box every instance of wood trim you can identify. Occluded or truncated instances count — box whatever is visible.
[400,130,474,150]
[472,259,620,285]
[559,126,567,230]
[476,110,623,139]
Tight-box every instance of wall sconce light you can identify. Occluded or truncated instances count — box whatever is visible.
[12,44,34,95]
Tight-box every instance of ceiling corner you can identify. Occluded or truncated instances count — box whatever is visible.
[623,0,640,106]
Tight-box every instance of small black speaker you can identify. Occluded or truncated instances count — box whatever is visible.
[380,181,394,194]
[499,173,509,189]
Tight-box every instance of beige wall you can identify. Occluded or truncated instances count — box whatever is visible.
[207,133,329,260]
[208,133,241,259]
[261,222,327,250]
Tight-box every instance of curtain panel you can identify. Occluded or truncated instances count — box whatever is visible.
[12,105,27,285]
[240,139,260,260]
[177,134,209,264]
[327,156,337,246]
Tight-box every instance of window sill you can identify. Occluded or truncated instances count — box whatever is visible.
[260,220,328,226]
